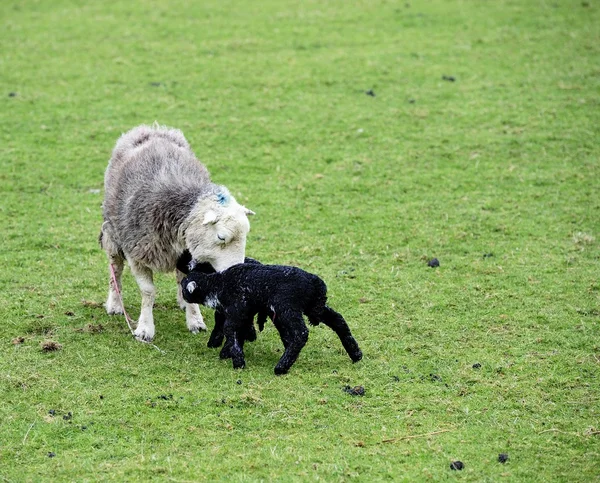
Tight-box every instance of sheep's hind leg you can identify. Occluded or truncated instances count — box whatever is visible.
[176,269,206,333]
[274,311,309,375]
[129,260,156,342]
[105,254,125,315]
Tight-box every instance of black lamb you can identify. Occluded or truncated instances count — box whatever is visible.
[181,262,363,374]
[176,250,265,354]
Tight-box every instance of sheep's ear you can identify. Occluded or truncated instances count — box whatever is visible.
[243,207,255,216]
[202,210,218,225]
[186,281,197,293]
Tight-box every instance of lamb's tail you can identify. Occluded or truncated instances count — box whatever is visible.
[309,306,363,363]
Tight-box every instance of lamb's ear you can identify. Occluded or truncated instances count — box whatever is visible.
[186,281,197,293]
[243,206,255,216]
[202,210,218,225]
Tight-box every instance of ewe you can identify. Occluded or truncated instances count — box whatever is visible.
[100,124,254,342]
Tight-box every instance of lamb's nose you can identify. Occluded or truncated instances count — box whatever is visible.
[186,281,197,293]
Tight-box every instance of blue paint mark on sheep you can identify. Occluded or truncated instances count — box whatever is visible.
[217,192,229,205]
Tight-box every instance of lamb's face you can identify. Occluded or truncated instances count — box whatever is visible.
[186,191,254,272]
[181,273,209,304]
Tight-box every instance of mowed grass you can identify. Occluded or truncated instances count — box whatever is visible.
[1,0,599,480]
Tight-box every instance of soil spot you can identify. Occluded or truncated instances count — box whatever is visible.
[63,412,72,421]
[365,89,376,97]
[472,363,482,369]
[64,311,75,317]
[343,385,365,396]
[48,409,56,416]
[427,258,440,268]
[47,452,56,458]
[498,453,509,463]
[442,75,456,82]
[41,340,62,352]
[81,299,103,308]
[450,461,464,470]
[12,336,25,345]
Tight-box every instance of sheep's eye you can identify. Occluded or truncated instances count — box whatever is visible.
[217,234,226,242]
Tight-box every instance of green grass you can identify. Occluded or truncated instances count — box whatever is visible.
[1,0,599,480]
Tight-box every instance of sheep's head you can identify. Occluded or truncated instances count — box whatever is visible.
[185,188,254,272]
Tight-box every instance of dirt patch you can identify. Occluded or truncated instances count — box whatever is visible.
[74,323,104,334]
[343,385,365,396]
[81,299,103,308]
[450,461,464,470]
[12,336,25,345]
[41,340,62,352]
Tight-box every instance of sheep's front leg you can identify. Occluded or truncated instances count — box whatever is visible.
[129,260,156,342]
[274,311,309,375]
[176,269,206,334]
[105,254,124,315]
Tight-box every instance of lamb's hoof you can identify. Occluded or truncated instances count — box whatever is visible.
[219,346,232,359]
[207,337,224,349]
[232,360,246,370]
[274,365,289,376]
[351,350,363,363]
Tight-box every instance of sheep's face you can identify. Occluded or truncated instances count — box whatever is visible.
[186,192,254,272]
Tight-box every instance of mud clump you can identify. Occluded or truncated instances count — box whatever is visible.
[498,453,509,463]
[427,258,440,268]
[450,461,464,470]
[343,385,365,396]
[41,340,62,352]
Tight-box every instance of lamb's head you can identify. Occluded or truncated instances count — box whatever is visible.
[181,271,212,305]
[185,188,254,272]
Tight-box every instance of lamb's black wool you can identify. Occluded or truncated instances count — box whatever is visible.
[176,251,265,352]
[181,263,363,374]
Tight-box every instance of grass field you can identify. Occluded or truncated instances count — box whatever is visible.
[1,0,599,480]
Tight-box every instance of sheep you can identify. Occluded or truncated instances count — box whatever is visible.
[100,124,254,342]
[181,262,363,374]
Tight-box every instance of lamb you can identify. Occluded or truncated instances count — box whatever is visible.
[100,124,254,342]
[181,262,363,374]
[176,250,266,353]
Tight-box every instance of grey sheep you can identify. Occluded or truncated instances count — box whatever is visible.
[100,124,254,342]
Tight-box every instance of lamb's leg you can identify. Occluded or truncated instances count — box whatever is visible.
[317,306,362,362]
[128,260,156,342]
[210,309,226,348]
[176,269,206,333]
[219,313,255,358]
[105,254,124,315]
[223,318,245,369]
[274,311,309,375]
